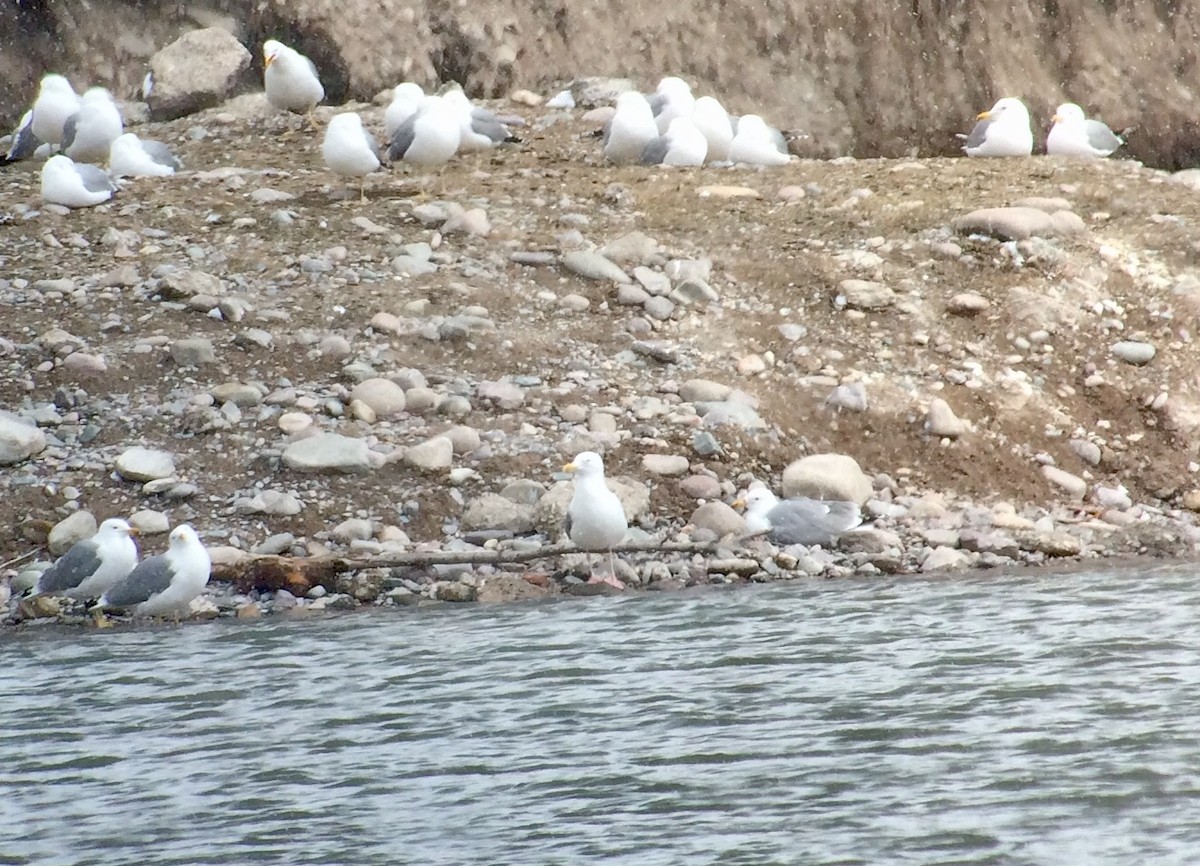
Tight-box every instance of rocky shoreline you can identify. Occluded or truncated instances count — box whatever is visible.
[5,82,1200,630]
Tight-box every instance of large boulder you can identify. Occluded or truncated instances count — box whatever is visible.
[147,28,251,120]
[0,413,46,466]
[782,454,872,505]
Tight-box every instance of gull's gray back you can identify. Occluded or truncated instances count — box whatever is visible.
[36,541,101,593]
[1085,119,1123,153]
[102,554,172,607]
[142,139,181,169]
[75,162,116,193]
[964,118,992,149]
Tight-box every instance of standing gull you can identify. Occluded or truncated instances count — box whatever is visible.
[960,97,1033,157]
[563,451,629,580]
[734,488,862,546]
[1046,103,1125,158]
[728,114,791,166]
[109,133,181,178]
[30,518,139,600]
[42,154,117,208]
[603,91,658,164]
[640,116,707,166]
[94,524,211,618]
[62,87,124,162]
[322,111,382,201]
[263,39,325,120]
[388,95,462,167]
[31,73,81,147]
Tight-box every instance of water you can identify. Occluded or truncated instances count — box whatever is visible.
[4,563,1200,865]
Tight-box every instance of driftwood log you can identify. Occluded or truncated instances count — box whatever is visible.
[212,541,727,595]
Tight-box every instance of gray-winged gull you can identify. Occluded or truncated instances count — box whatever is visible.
[385,82,425,139]
[94,524,211,618]
[641,116,707,166]
[442,88,519,152]
[691,95,733,162]
[31,518,138,599]
[42,154,117,208]
[109,132,181,178]
[735,487,862,546]
[563,451,629,579]
[603,91,658,164]
[648,76,695,134]
[1046,102,1125,158]
[728,114,790,166]
[31,73,81,146]
[960,97,1033,157]
[388,95,461,166]
[322,111,382,201]
[2,110,40,164]
[62,87,123,163]
[263,39,325,117]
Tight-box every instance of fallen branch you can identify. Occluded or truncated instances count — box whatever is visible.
[212,540,727,594]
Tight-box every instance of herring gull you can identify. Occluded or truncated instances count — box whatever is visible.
[263,39,325,118]
[41,154,116,208]
[94,524,211,617]
[388,95,461,166]
[31,73,81,146]
[961,97,1033,157]
[2,110,40,164]
[603,91,658,164]
[442,88,520,152]
[62,87,123,163]
[322,111,382,201]
[1046,102,1125,158]
[640,116,707,166]
[734,487,862,546]
[649,76,695,134]
[563,451,629,578]
[728,114,790,166]
[691,95,734,162]
[31,518,138,599]
[385,82,425,139]
[109,133,181,178]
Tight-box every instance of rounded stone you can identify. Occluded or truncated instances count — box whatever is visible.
[115,446,177,482]
[350,378,407,418]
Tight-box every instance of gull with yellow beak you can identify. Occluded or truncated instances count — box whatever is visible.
[733,487,861,547]
[28,518,139,600]
[1046,102,1126,158]
[960,97,1033,157]
[562,451,628,582]
[263,39,325,124]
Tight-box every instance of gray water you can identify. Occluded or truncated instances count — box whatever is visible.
[4,564,1200,865]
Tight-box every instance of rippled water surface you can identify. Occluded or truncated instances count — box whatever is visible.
[5,564,1200,865]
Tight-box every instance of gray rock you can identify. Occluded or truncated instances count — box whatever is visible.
[670,277,719,305]
[1069,439,1102,466]
[116,446,176,482]
[1111,341,1156,365]
[500,479,546,505]
[959,530,1020,558]
[63,353,107,377]
[561,250,631,283]
[946,292,991,315]
[211,383,263,407]
[170,338,216,366]
[392,255,438,276]
[921,546,972,572]
[689,501,745,537]
[825,382,868,412]
[0,413,46,465]
[679,379,732,402]
[128,509,171,535]
[147,28,251,121]
[782,453,872,505]
[953,207,1086,241]
[601,231,659,265]
[333,518,375,542]
[616,284,651,305]
[926,398,967,438]
[643,296,676,320]
[440,425,482,454]
[283,434,377,474]
[477,380,524,408]
[254,533,296,556]
[633,266,672,296]
[1042,465,1088,499]
[48,511,97,556]
[837,528,901,555]
[838,279,895,309]
[699,401,767,430]
[351,378,407,418]
[238,490,303,516]
[463,493,536,533]
[922,528,961,548]
[642,454,689,476]
[404,436,454,471]
[1018,530,1082,557]
[679,474,722,499]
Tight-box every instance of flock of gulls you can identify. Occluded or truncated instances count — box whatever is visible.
[20,451,863,620]
[4,37,1131,212]
[3,39,1130,621]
